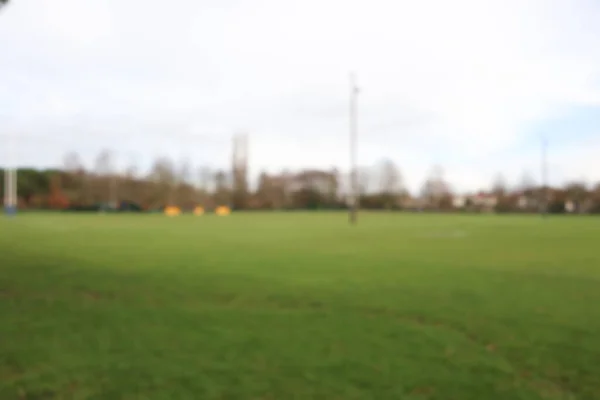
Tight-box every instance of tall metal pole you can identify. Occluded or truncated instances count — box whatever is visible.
[3,166,9,212]
[541,135,548,217]
[3,165,14,215]
[2,0,14,215]
[349,72,359,225]
[232,133,238,210]
[1,3,16,216]
[4,131,17,216]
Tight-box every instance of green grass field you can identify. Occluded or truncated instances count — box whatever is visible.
[1,212,600,399]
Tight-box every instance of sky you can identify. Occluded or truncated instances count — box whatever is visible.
[1,0,600,194]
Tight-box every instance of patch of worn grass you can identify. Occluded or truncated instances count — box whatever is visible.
[1,212,599,399]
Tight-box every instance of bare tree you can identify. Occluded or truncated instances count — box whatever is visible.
[281,169,293,208]
[63,151,88,205]
[378,159,403,209]
[63,152,82,173]
[515,171,537,210]
[357,166,372,196]
[196,166,212,206]
[174,157,193,208]
[591,183,600,213]
[213,169,229,206]
[93,149,118,206]
[148,156,176,207]
[328,167,340,206]
[420,165,451,210]
[564,181,589,213]
[256,171,283,209]
[177,158,191,186]
[491,173,508,197]
[518,171,535,193]
[94,150,112,175]
[489,173,514,212]
[379,159,401,192]
[200,167,212,189]
[125,154,138,180]
[120,155,140,205]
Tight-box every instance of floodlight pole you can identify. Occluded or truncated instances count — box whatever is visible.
[349,72,359,225]
[4,131,17,216]
[3,167,16,215]
[1,4,16,216]
[541,135,548,217]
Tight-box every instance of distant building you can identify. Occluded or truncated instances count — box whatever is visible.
[452,192,497,212]
[452,196,467,209]
[471,192,498,211]
[516,192,538,210]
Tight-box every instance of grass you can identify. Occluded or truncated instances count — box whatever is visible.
[1,212,600,399]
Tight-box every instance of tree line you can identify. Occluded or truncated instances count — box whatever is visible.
[2,150,600,214]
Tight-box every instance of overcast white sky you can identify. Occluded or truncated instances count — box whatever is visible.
[1,0,600,193]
